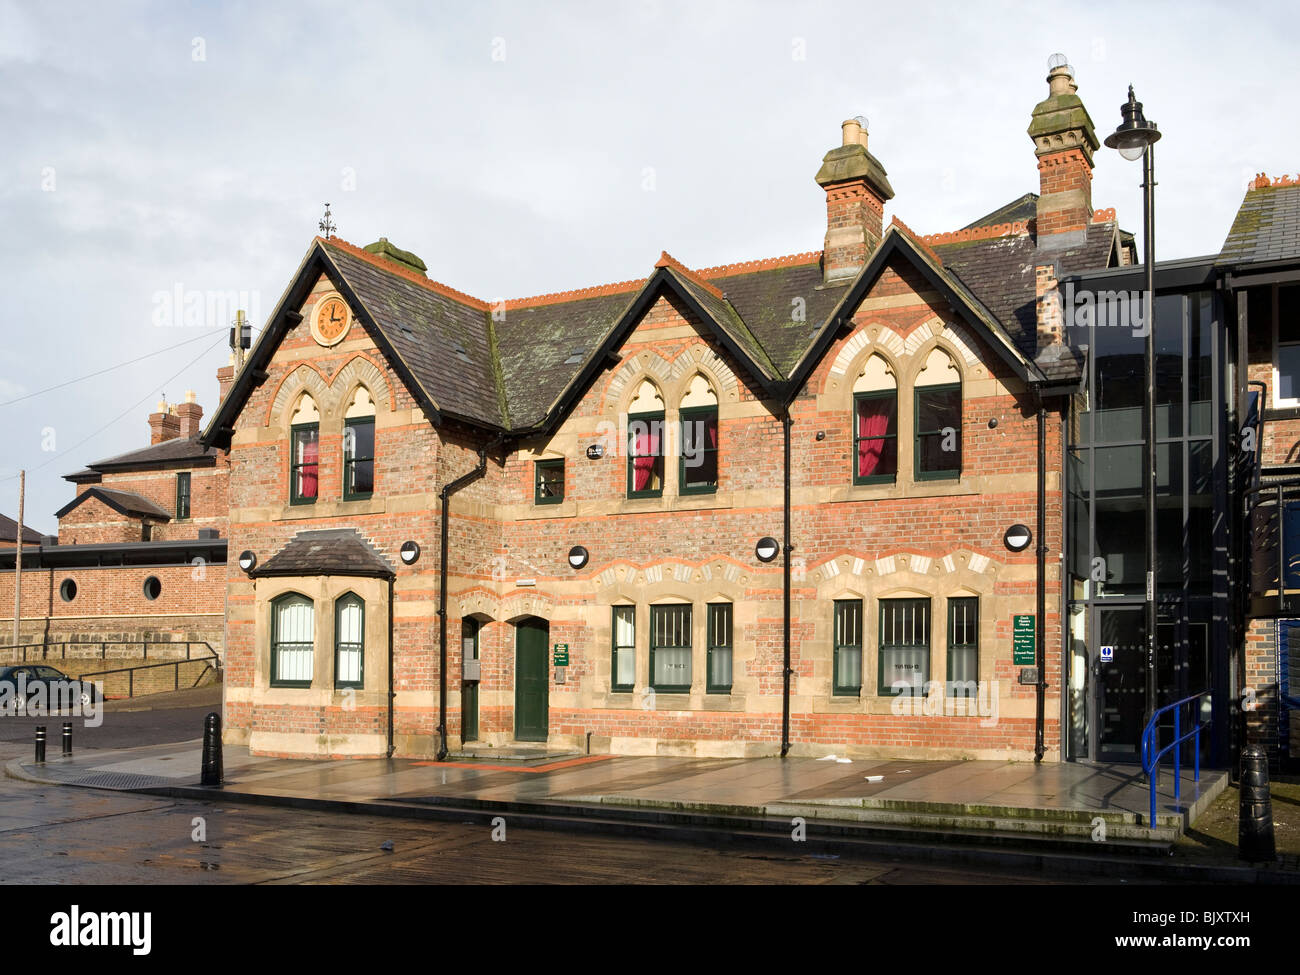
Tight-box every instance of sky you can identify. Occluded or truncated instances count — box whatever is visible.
[2,0,1296,532]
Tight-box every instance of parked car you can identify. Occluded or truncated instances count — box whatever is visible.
[0,665,100,712]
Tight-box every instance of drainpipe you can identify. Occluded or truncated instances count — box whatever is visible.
[436,433,507,762]
[1035,395,1048,762]
[386,575,395,758]
[781,407,794,757]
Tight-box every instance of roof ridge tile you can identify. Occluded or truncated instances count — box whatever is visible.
[321,236,490,311]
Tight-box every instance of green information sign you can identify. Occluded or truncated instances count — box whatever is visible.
[552,643,570,667]
[1013,615,1036,666]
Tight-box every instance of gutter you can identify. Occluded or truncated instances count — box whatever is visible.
[435,433,507,762]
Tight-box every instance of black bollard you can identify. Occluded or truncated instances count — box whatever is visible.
[34,725,45,764]
[200,711,223,786]
[61,722,72,757]
[1238,745,1277,862]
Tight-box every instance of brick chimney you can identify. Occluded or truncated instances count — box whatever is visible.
[176,389,203,439]
[217,355,236,403]
[148,399,181,445]
[1028,56,1099,241]
[815,118,895,284]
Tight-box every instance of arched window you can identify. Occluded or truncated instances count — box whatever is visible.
[626,380,665,498]
[271,593,314,687]
[335,593,364,689]
[706,601,733,693]
[853,355,897,484]
[290,393,320,504]
[679,375,718,495]
[915,347,962,480]
[343,387,375,501]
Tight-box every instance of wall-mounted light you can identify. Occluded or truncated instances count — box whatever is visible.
[238,550,257,573]
[1003,524,1033,553]
[988,417,999,429]
[568,545,589,570]
[755,536,781,563]
[585,444,605,460]
[815,431,826,441]
[400,540,421,565]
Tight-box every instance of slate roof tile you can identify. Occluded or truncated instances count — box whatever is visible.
[250,528,395,579]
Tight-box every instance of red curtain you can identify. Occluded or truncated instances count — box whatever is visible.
[300,437,319,498]
[857,397,894,477]
[632,424,660,491]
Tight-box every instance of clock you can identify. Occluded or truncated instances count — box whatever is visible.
[310,293,350,346]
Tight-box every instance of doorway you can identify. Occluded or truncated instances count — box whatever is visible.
[1094,605,1147,762]
[514,617,549,742]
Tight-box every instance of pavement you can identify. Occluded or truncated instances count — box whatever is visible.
[10,733,1292,883]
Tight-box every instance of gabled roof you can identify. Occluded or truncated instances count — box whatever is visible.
[962,193,1039,230]
[0,514,44,545]
[65,435,218,482]
[1219,178,1300,267]
[250,528,394,580]
[54,487,171,522]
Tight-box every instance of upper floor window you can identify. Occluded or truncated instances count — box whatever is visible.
[679,375,718,495]
[879,597,930,696]
[915,348,962,480]
[290,393,320,505]
[175,472,191,520]
[853,354,897,485]
[535,459,565,505]
[271,592,314,687]
[1273,285,1300,405]
[343,387,375,501]
[627,380,665,498]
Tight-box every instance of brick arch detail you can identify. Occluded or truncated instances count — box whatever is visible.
[331,354,394,412]
[268,364,334,428]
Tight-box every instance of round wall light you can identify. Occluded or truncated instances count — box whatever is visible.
[755,536,781,563]
[1003,524,1033,553]
[400,540,421,565]
[238,550,257,573]
[568,545,589,570]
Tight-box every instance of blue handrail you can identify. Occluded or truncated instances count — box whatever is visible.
[1140,691,1211,829]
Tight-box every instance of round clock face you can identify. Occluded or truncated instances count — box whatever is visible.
[311,295,350,346]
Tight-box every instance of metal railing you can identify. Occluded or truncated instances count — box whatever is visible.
[78,653,220,699]
[0,641,215,664]
[1141,690,1211,828]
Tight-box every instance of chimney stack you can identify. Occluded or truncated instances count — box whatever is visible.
[1028,55,1100,241]
[815,116,895,284]
[148,399,181,445]
[176,389,204,439]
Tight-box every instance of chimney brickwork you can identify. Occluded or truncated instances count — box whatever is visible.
[148,400,181,445]
[816,118,895,284]
[1028,60,1099,239]
[176,389,203,439]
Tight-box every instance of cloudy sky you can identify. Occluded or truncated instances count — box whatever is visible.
[2,0,1295,532]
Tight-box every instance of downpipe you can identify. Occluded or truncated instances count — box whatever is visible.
[781,407,794,757]
[1035,397,1048,762]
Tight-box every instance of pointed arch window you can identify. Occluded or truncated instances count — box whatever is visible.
[679,374,718,495]
[915,348,962,480]
[853,355,897,484]
[290,394,320,504]
[627,380,665,498]
[343,387,375,501]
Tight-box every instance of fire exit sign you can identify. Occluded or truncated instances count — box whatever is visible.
[1013,615,1036,666]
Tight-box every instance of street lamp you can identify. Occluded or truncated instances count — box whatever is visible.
[1104,85,1161,742]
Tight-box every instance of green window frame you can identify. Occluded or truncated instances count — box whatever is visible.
[462,617,480,741]
[611,605,636,692]
[535,458,565,505]
[853,390,898,485]
[879,597,930,696]
[290,422,320,505]
[175,472,191,520]
[270,592,314,688]
[649,604,691,693]
[706,602,733,693]
[679,406,718,495]
[343,417,375,501]
[946,596,978,698]
[627,411,665,498]
[334,592,364,689]
[915,383,962,480]
[833,599,863,695]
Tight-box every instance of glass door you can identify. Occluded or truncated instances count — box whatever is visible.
[1095,605,1148,762]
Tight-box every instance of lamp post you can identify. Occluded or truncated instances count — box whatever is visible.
[1104,86,1161,743]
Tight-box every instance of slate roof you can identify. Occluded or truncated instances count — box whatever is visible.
[0,514,43,545]
[1219,182,1300,267]
[67,435,218,481]
[934,220,1119,381]
[962,193,1039,230]
[54,487,171,521]
[250,528,395,580]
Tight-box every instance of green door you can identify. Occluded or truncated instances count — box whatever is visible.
[515,618,549,742]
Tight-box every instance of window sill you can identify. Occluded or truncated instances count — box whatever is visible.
[278,496,388,519]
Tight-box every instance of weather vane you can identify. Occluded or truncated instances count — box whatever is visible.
[318,202,336,239]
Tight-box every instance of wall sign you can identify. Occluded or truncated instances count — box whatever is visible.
[552,643,570,667]
[1100,644,1114,662]
[585,444,604,460]
[1013,614,1036,665]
